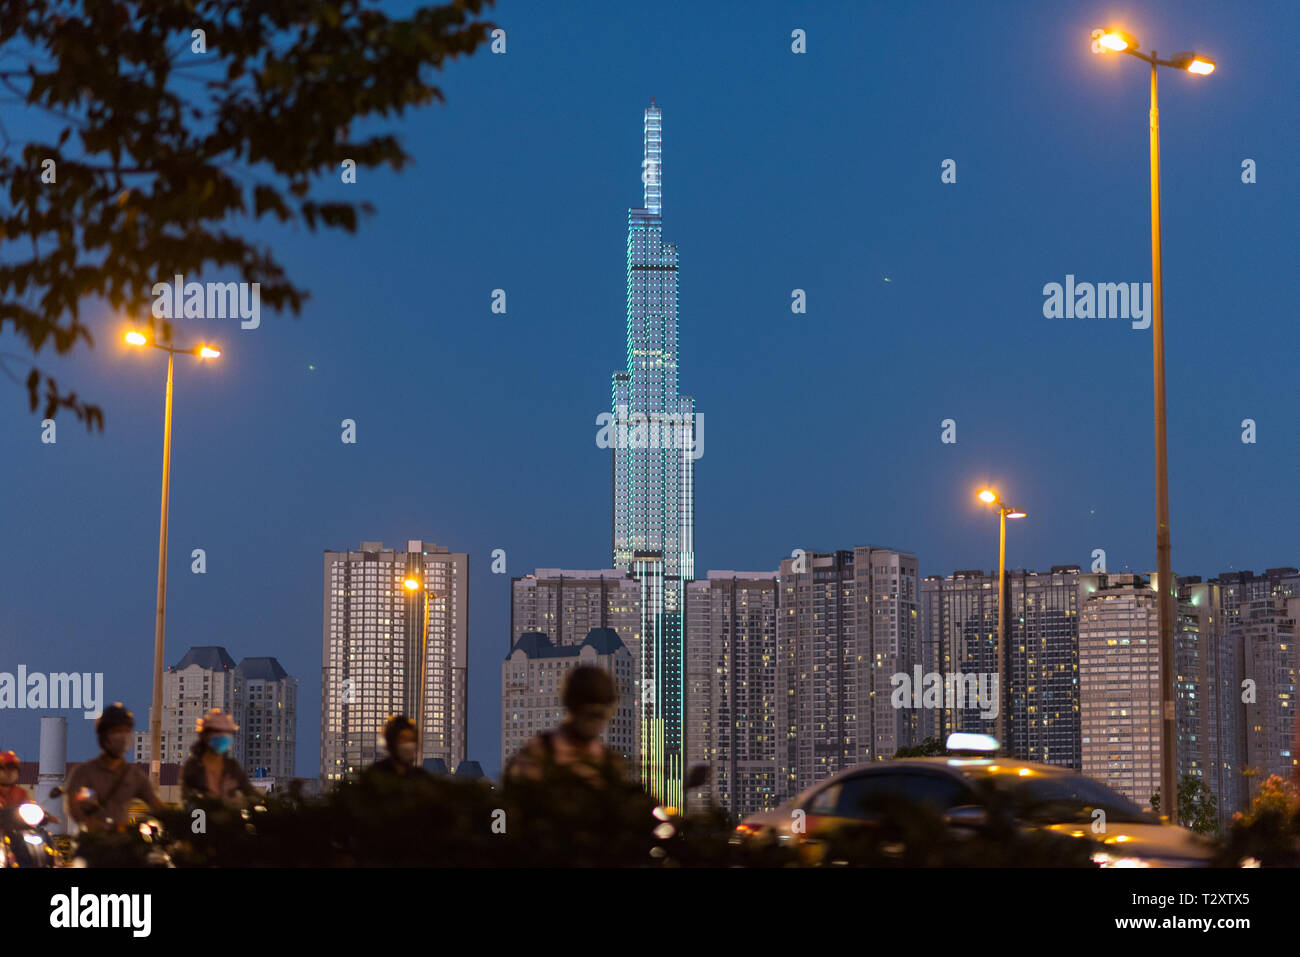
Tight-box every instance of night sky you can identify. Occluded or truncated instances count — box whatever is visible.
[2,0,1296,777]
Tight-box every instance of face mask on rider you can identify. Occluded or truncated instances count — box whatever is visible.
[209,734,233,755]
[396,741,418,764]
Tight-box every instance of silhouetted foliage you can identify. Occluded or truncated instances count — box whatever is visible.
[1149,774,1219,836]
[0,0,494,426]
[1213,775,1300,867]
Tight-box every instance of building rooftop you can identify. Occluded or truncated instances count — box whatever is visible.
[237,657,290,681]
[171,646,237,672]
[508,628,628,660]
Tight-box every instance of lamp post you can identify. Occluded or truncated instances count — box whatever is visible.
[1094,27,1215,822]
[124,330,221,786]
[403,576,440,761]
[977,488,1026,748]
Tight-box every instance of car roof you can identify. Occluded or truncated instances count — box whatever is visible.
[795,756,1082,800]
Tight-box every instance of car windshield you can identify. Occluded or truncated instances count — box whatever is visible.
[977,773,1155,825]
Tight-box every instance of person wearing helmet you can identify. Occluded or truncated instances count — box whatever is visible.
[64,702,163,833]
[180,709,260,808]
[0,751,31,808]
[505,665,626,790]
[362,714,431,784]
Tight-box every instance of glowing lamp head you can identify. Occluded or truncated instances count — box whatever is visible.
[124,331,148,346]
[1007,509,1027,520]
[1099,29,1137,53]
[977,489,997,505]
[1171,52,1215,75]
[197,346,221,359]
[403,578,421,591]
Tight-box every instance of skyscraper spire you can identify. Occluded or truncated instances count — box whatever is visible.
[643,101,662,215]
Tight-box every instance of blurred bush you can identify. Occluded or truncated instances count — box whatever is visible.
[1213,775,1300,867]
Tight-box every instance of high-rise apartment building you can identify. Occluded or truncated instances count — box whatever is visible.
[1078,573,1208,810]
[1208,568,1299,811]
[1238,595,1299,801]
[921,566,1081,768]
[236,657,296,781]
[775,547,919,799]
[321,541,468,786]
[1078,574,1162,807]
[1176,578,1243,826]
[500,628,637,773]
[685,571,780,817]
[609,101,698,805]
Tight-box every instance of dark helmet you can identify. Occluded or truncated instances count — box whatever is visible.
[383,714,417,751]
[96,702,135,740]
[562,666,618,711]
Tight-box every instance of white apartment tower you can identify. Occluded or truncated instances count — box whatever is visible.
[321,541,468,785]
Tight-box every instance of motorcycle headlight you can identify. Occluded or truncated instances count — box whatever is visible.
[16,803,44,827]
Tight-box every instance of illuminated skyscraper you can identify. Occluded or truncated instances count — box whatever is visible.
[610,101,697,805]
[320,541,468,786]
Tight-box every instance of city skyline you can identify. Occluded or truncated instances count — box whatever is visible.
[2,0,1296,781]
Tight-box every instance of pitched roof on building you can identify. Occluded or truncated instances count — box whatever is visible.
[236,657,289,681]
[171,646,237,672]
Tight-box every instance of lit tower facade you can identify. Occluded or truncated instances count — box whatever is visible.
[611,101,697,805]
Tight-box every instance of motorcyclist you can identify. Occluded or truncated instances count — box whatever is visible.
[64,702,163,833]
[180,709,261,808]
[362,715,431,783]
[0,751,31,808]
[504,666,626,789]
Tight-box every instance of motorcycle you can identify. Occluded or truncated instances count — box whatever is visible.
[1,800,60,867]
[53,785,174,868]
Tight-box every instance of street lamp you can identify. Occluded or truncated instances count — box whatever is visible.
[124,329,221,786]
[1093,26,1215,822]
[403,576,440,762]
[977,488,1026,748]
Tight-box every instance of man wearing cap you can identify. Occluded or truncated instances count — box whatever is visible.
[64,702,163,833]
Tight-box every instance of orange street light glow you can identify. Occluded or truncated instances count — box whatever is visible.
[977,489,997,504]
[1187,57,1215,75]
[403,578,421,591]
[1007,510,1027,520]
[1100,30,1136,52]
[125,331,148,346]
[198,346,221,359]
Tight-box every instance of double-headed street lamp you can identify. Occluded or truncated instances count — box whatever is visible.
[125,330,221,786]
[978,488,1026,748]
[1094,26,1216,822]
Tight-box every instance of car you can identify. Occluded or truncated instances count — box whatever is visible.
[735,736,1215,867]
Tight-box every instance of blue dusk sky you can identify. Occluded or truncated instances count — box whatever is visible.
[1,0,1296,776]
